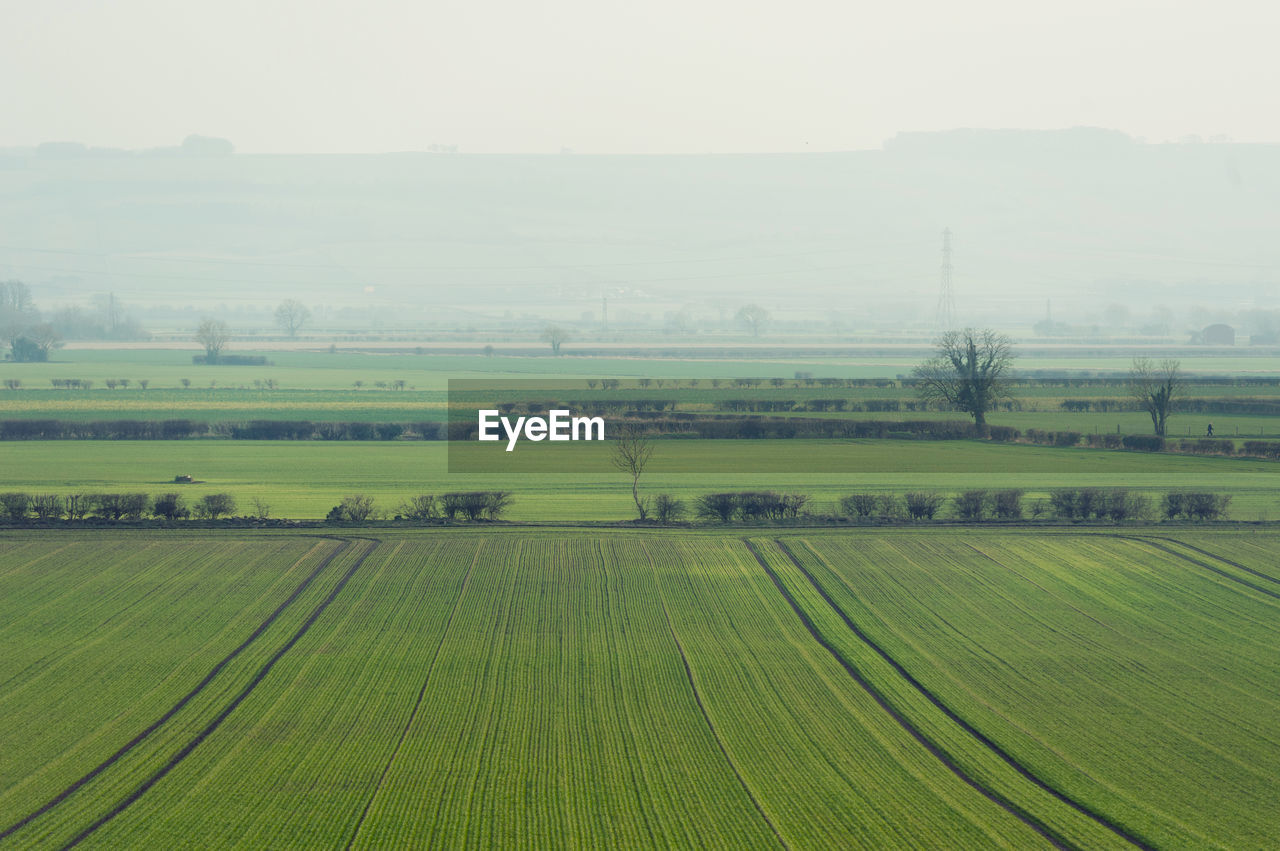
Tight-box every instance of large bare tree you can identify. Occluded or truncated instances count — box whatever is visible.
[274,299,311,337]
[195,319,231,363]
[1130,357,1181,436]
[912,328,1015,432]
[611,424,655,520]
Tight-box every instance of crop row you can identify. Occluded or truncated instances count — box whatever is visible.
[777,533,1280,847]
[0,536,354,847]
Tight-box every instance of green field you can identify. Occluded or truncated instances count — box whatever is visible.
[0,439,1277,521]
[1,527,1277,848]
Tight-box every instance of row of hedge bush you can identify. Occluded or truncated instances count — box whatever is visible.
[0,491,515,524]
[0,419,447,441]
[1061,397,1280,415]
[0,491,241,521]
[662,488,1232,524]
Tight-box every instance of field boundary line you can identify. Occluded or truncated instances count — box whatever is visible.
[749,537,1153,851]
[640,541,789,851]
[343,540,482,850]
[0,536,351,842]
[1112,536,1280,602]
[55,537,381,850]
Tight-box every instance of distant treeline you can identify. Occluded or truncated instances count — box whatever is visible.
[0,419,446,440]
[1060,397,1280,415]
[192,354,271,366]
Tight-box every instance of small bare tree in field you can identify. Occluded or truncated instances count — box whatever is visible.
[541,325,569,355]
[1130,357,1181,436]
[274,299,311,337]
[611,424,655,521]
[196,319,231,363]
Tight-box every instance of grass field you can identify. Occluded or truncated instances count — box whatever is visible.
[0,439,1277,520]
[1,527,1276,848]
[4,347,1280,394]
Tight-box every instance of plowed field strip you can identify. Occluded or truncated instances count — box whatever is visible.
[55,537,379,850]
[1115,536,1280,602]
[645,544,789,851]
[749,538,1149,851]
[343,541,481,851]
[771,538,1156,848]
[1132,535,1280,588]
[0,536,351,842]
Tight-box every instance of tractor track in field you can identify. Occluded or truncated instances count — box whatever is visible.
[642,542,790,851]
[0,536,358,843]
[54,537,380,850]
[746,537,1154,851]
[1113,535,1280,600]
[343,541,481,851]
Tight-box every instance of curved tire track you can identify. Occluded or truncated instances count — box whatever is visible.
[748,537,1154,851]
[1112,535,1280,600]
[0,536,354,842]
[56,537,380,849]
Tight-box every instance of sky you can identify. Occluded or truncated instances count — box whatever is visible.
[2,0,1277,154]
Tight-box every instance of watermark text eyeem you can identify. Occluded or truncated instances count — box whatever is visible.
[478,409,606,451]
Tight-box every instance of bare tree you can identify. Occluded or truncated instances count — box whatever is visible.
[736,303,770,337]
[274,299,311,337]
[611,424,655,520]
[912,328,1015,432]
[1130,357,1181,436]
[195,319,230,363]
[541,325,569,355]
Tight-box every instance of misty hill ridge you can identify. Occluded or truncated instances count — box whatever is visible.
[1,128,1275,321]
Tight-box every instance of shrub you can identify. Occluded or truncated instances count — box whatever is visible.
[1185,493,1230,521]
[1074,488,1104,520]
[440,491,511,521]
[953,490,989,521]
[483,491,513,520]
[1165,492,1231,521]
[152,493,189,520]
[840,493,880,518]
[64,493,91,520]
[1049,489,1078,520]
[399,494,438,521]
[696,493,737,523]
[878,494,905,520]
[653,494,686,524]
[903,491,943,520]
[194,493,237,520]
[329,494,379,522]
[992,489,1024,519]
[30,494,63,520]
[0,492,30,521]
[1242,440,1280,459]
[92,493,148,521]
[987,425,1021,442]
[1122,434,1165,452]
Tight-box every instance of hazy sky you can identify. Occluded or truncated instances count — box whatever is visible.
[2,0,1276,154]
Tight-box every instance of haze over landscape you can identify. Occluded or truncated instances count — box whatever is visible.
[1,128,1277,339]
